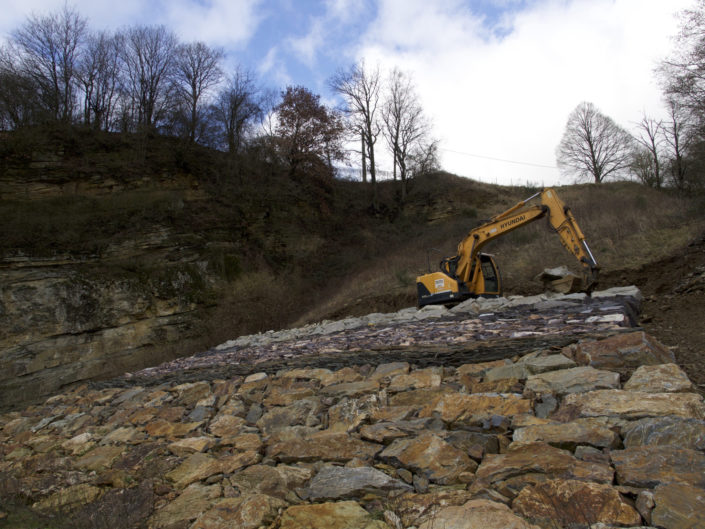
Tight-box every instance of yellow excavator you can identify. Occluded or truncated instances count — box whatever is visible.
[416,188,599,307]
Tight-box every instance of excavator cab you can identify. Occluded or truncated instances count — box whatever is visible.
[478,254,501,295]
[417,253,502,307]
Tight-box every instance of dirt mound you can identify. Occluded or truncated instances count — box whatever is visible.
[602,232,705,393]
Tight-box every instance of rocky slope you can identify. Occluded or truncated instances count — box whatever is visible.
[2,287,703,529]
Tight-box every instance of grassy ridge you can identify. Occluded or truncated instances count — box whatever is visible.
[2,127,703,356]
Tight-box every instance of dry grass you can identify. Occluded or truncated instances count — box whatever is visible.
[297,181,705,323]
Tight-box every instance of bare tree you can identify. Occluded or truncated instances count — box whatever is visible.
[330,61,382,208]
[556,102,634,183]
[77,31,122,130]
[119,25,178,131]
[660,1,705,122]
[662,99,692,191]
[409,139,440,176]
[210,67,263,153]
[633,114,664,188]
[174,41,224,142]
[0,46,40,129]
[381,67,429,201]
[11,4,87,122]
[658,1,705,190]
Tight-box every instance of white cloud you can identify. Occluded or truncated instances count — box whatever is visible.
[163,0,263,48]
[258,46,292,87]
[288,18,325,68]
[357,0,691,186]
[1,0,263,46]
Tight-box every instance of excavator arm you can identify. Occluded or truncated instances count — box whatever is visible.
[416,188,599,306]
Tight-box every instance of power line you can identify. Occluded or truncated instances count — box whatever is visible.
[440,147,558,170]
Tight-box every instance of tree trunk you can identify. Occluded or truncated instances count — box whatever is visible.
[361,132,367,183]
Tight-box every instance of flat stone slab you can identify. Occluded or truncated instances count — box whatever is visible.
[266,432,382,463]
[379,432,477,484]
[419,391,532,426]
[513,478,641,528]
[417,499,539,529]
[611,446,705,488]
[563,331,675,370]
[622,416,705,450]
[524,366,620,396]
[473,443,614,489]
[652,483,705,529]
[561,390,705,419]
[623,363,694,393]
[305,465,412,500]
[279,501,390,529]
[512,418,620,449]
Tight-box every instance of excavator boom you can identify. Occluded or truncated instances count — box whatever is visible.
[416,188,599,306]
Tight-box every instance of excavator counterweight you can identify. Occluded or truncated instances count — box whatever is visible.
[416,188,599,307]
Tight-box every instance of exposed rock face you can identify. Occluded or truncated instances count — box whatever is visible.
[2,290,701,528]
[0,261,211,407]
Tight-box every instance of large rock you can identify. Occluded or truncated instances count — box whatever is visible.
[320,380,380,399]
[149,483,221,529]
[191,494,287,529]
[387,367,442,392]
[623,363,694,393]
[524,366,620,396]
[229,464,312,503]
[521,354,577,374]
[473,443,613,493]
[359,418,444,444]
[306,465,412,500]
[266,432,382,463]
[369,362,410,380]
[327,394,382,433]
[562,331,675,369]
[256,398,322,436]
[165,452,221,489]
[74,445,124,471]
[416,499,539,529]
[611,446,705,488]
[651,483,705,529]
[622,416,705,450]
[171,381,212,407]
[390,490,475,527]
[279,501,391,529]
[32,483,102,512]
[379,433,477,484]
[512,478,641,528]
[419,392,532,426]
[560,390,705,419]
[168,436,216,456]
[512,418,620,449]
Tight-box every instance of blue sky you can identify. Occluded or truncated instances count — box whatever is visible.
[1,0,692,185]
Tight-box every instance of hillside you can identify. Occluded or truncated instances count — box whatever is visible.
[1,125,704,408]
